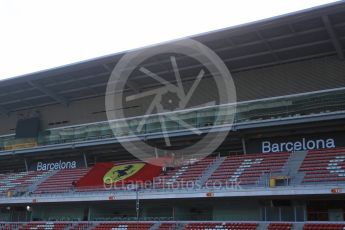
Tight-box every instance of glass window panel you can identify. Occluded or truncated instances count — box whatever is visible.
[266,207,279,221]
[281,207,294,221]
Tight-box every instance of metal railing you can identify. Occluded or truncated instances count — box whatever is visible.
[1,87,345,151]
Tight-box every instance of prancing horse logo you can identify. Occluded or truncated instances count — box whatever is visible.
[103,163,145,184]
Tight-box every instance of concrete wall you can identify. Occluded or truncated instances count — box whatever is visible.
[212,199,261,221]
[31,204,86,221]
[24,198,308,221]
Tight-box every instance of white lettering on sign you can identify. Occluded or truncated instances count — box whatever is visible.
[262,138,335,153]
[36,160,77,171]
[327,156,345,177]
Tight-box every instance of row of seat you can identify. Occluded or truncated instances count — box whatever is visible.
[0,223,23,230]
[2,148,345,196]
[300,148,345,183]
[154,157,216,189]
[267,223,292,230]
[19,222,70,230]
[70,222,94,230]
[37,153,291,193]
[34,168,90,194]
[303,223,345,230]
[184,222,258,230]
[3,222,345,230]
[156,222,179,230]
[0,170,49,196]
[206,152,290,186]
[92,222,153,230]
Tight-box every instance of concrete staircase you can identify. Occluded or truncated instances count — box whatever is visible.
[69,222,96,230]
[150,222,183,230]
[257,173,270,187]
[257,222,269,230]
[281,151,308,185]
[64,223,74,230]
[150,222,161,230]
[86,222,98,230]
[197,156,226,186]
[257,151,308,187]
[293,222,304,230]
[177,223,186,230]
[26,170,58,194]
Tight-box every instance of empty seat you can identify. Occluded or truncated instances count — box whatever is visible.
[268,223,292,230]
[206,152,290,187]
[157,222,179,230]
[0,170,51,196]
[154,157,216,189]
[303,223,345,230]
[19,222,70,230]
[92,222,153,230]
[300,148,345,183]
[34,168,90,194]
[184,222,258,230]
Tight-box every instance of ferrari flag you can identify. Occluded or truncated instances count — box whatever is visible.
[76,162,162,187]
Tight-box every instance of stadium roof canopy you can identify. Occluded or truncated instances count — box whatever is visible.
[1,1,345,115]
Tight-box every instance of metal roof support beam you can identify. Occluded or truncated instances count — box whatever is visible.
[104,63,141,93]
[288,24,296,33]
[126,80,141,93]
[130,39,338,82]
[232,51,335,72]
[103,27,330,80]
[0,105,10,116]
[256,30,281,62]
[39,50,336,97]
[102,63,112,72]
[322,15,344,60]
[28,81,69,106]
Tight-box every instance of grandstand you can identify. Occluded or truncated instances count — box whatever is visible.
[1,1,345,229]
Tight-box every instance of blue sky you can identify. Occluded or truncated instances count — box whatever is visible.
[0,0,339,80]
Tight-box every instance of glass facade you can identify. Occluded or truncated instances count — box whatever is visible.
[1,88,344,151]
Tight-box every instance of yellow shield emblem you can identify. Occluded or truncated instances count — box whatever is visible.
[103,163,145,184]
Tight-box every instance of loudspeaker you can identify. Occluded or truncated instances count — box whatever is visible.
[15,117,40,138]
